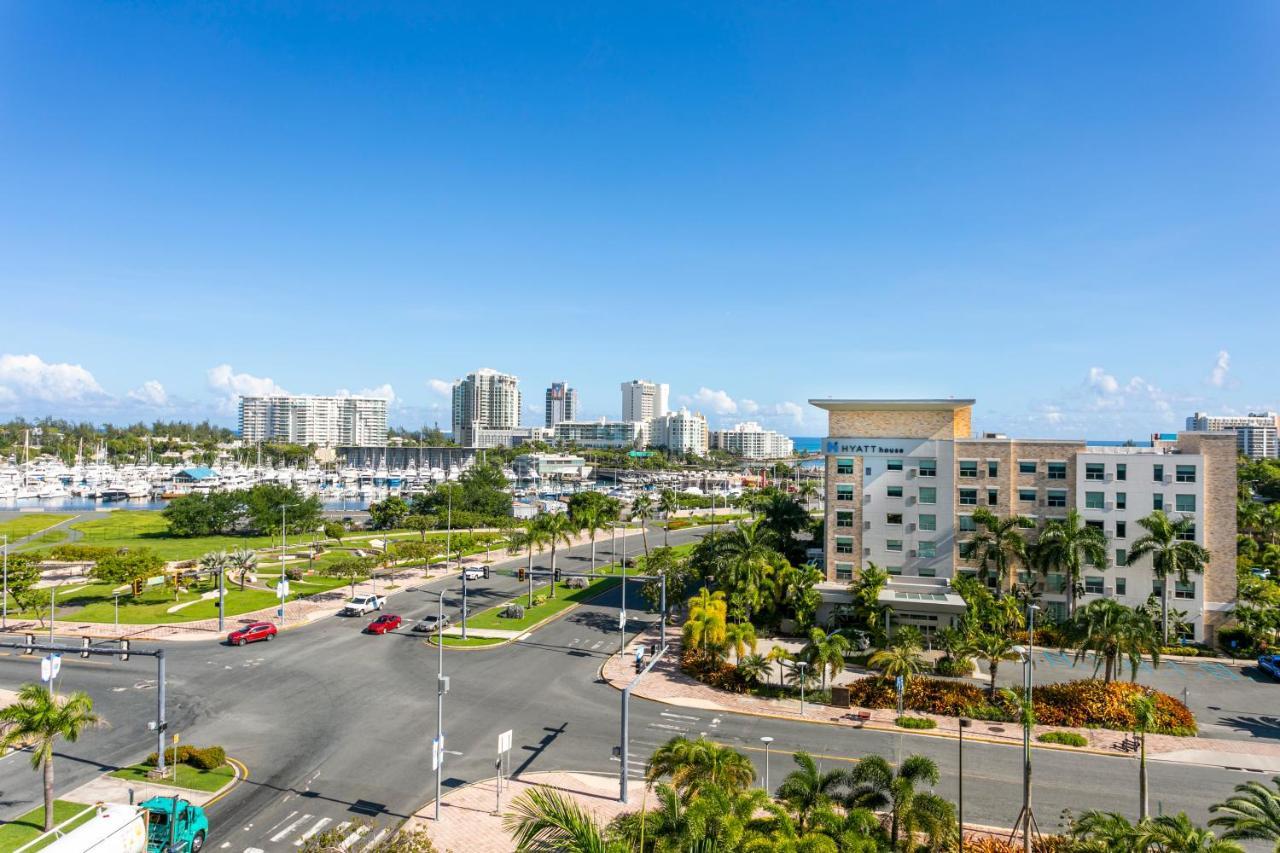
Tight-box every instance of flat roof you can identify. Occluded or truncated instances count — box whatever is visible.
[809,398,975,412]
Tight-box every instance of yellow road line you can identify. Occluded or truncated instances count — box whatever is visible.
[204,756,248,807]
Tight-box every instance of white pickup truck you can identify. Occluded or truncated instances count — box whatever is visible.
[340,594,386,617]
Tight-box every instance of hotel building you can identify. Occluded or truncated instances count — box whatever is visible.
[811,399,1237,642]
[621,379,669,423]
[553,418,645,449]
[1186,411,1279,459]
[545,382,579,428]
[238,395,388,446]
[650,407,709,455]
[452,369,521,447]
[710,421,795,459]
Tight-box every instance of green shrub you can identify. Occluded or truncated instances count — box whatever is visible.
[1037,731,1087,747]
[1160,645,1201,657]
[846,676,987,717]
[933,656,973,677]
[142,745,226,770]
[895,716,936,729]
[681,650,751,693]
[502,604,526,620]
[49,544,121,562]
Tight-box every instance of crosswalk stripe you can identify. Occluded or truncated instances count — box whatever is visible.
[296,817,332,845]
[339,824,371,850]
[270,814,309,842]
[245,848,265,852]
[365,829,389,849]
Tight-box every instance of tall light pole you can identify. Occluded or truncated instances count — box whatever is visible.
[2,533,8,630]
[435,591,447,822]
[1010,603,1040,853]
[794,661,809,715]
[760,736,774,791]
[958,717,972,852]
[619,521,628,654]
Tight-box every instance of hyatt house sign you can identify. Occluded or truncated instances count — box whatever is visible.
[825,439,908,455]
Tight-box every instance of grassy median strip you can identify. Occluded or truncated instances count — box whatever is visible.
[110,762,236,793]
[467,574,622,632]
[0,800,93,851]
[432,635,507,648]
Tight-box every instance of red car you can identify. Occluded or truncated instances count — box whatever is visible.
[365,614,402,635]
[228,622,277,646]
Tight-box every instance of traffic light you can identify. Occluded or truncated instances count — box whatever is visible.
[553,568,560,582]
[81,637,92,659]
[22,633,34,655]
[482,565,490,580]
[517,567,526,581]
[119,639,129,662]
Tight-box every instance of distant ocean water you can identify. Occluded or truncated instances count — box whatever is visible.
[791,436,821,453]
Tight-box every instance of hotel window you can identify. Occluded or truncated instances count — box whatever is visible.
[1176,465,1196,483]
[919,487,937,504]
[987,460,999,477]
[1047,462,1067,480]
[1153,493,1165,511]
[918,566,937,578]
[1176,523,1197,542]
[1086,520,1104,532]
[1153,464,1164,482]
[918,459,937,477]
[918,514,936,531]
[835,536,854,554]
[867,467,872,476]
[1115,548,1127,566]
[1085,491,1105,510]
[1116,492,1127,510]
[1085,463,1105,481]
[1116,520,1127,538]
[836,485,854,502]
[836,458,855,475]
[887,565,903,576]
[918,541,937,559]
[887,485,904,498]
[1175,580,1196,600]
[987,489,998,506]
[1116,463,1127,481]
[1046,490,1067,508]
[1018,460,1037,474]
[1019,488,1036,503]
[958,515,977,532]
[1115,577,1127,596]
[959,461,978,478]
[1175,494,1196,513]
[835,563,854,582]
[836,511,854,528]
[886,513,903,526]
[1084,576,1105,595]
[886,539,903,553]
[887,458,904,471]
[959,489,978,506]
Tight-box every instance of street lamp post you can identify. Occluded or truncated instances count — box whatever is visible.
[2,533,8,630]
[760,736,774,792]
[1010,603,1040,853]
[435,591,447,822]
[794,661,809,716]
[959,718,972,852]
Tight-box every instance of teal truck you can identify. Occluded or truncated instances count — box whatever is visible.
[42,796,210,852]
[143,796,210,852]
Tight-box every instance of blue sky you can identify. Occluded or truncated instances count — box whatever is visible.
[1,2,1277,438]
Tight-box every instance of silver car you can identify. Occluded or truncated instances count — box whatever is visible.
[413,614,452,633]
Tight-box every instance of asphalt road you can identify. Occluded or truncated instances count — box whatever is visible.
[0,525,1274,851]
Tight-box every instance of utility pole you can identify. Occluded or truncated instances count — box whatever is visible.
[619,644,669,803]
[1009,604,1040,853]
[959,717,971,852]
[435,591,447,823]
[2,533,8,630]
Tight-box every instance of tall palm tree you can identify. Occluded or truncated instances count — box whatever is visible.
[540,512,577,599]
[0,684,103,831]
[723,620,758,662]
[759,491,811,556]
[845,753,941,850]
[960,628,1022,699]
[869,636,928,687]
[767,645,793,688]
[503,785,620,852]
[775,751,853,833]
[631,494,655,559]
[720,520,781,624]
[1128,511,1213,644]
[1036,508,1110,617]
[1210,775,1280,850]
[573,503,607,576]
[683,588,728,662]
[967,509,1031,595]
[658,488,681,547]
[645,735,755,795]
[522,516,552,606]
[1067,599,1162,683]
[1138,812,1244,852]
[228,546,258,591]
[1132,693,1158,823]
[802,627,851,691]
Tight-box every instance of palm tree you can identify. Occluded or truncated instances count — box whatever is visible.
[631,494,654,559]
[960,628,1022,699]
[683,587,728,662]
[802,627,852,691]
[198,549,229,604]
[719,519,779,624]
[1070,810,1141,851]
[573,503,607,576]
[0,684,103,831]
[521,516,552,606]
[796,480,818,511]
[723,620,758,662]
[503,785,620,852]
[1130,693,1159,823]
[736,652,769,687]
[1067,599,1162,683]
[658,488,681,547]
[1036,508,1110,617]
[845,753,941,850]
[967,508,1031,594]
[540,512,577,599]
[1210,776,1280,850]
[767,645,793,688]
[775,751,853,833]
[869,636,928,687]
[1128,511,1213,644]
[228,546,258,591]
[1138,812,1244,852]
[645,735,755,795]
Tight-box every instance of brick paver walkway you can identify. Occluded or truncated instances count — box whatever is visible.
[405,771,649,853]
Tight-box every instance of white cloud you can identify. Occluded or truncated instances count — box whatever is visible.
[688,387,739,415]
[1086,367,1120,395]
[127,380,168,407]
[207,364,289,414]
[740,399,760,415]
[0,353,107,404]
[426,378,452,396]
[772,401,806,426]
[1209,350,1231,388]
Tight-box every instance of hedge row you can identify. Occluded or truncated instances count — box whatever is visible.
[143,745,227,770]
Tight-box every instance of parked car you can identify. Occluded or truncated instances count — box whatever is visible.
[462,568,485,581]
[413,613,452,633]
[340,594,386,616]
[228,622,277,646]
[365,614,402,635]
[1259,655,1280,680]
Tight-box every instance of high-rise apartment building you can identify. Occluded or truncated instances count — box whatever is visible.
[1186,411,1279,459]
[650,408,708,455]
[545,382,579,428]
[552,419,645,449]
[621,380,669,423]
[710,421,795,459]
[452,369,521,447]
[238,396,388,446]
[811,398,1237,643]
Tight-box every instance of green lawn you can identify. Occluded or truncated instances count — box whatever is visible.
[110,762,235,793]
[432,635,507,648]
[0,800,93,851]
[0,513,74,541]
[468,575,621,632]
[70,512,279,561]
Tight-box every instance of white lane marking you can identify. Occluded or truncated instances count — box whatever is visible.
[647,722,685,732]
[660,712,699,721]
[363,828,389,850]
[245,848,265,852]
[270,814,310,843]
[339,824,370,849]
[219,843,230,849]
[265,810,299,836]
[590,641,603,650]
[296,817,332,844]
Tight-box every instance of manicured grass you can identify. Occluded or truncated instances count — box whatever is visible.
[110,762,235,792]
[468,575,622,632]
[30,530,68,546]
[0,513,74,541]
[432,635,507,648]
[70,512,278,561]
[1037,731,1088,747]
[0,800,93,850]
[895,716,937,730]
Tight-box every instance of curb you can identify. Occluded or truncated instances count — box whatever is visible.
[204,756,248,807]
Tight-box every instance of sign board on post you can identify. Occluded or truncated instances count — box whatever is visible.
[432,737,442,771]
[40,654,62,682]
[145,575,166,587]
[619,611,627,630]
[276,580,290,598]
[498,729,513,754]
[895,675,904,695]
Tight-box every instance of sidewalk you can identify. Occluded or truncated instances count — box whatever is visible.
[404,771,648,853]
[604,623,1280,772]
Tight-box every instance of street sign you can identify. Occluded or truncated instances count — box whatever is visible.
[619,611,627,629]
[40,654,61,682]
[276,581,290,598]
[432,737,443,771]
[498,729,513,754]
[145,575,165,587]
[895,675,904,695]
